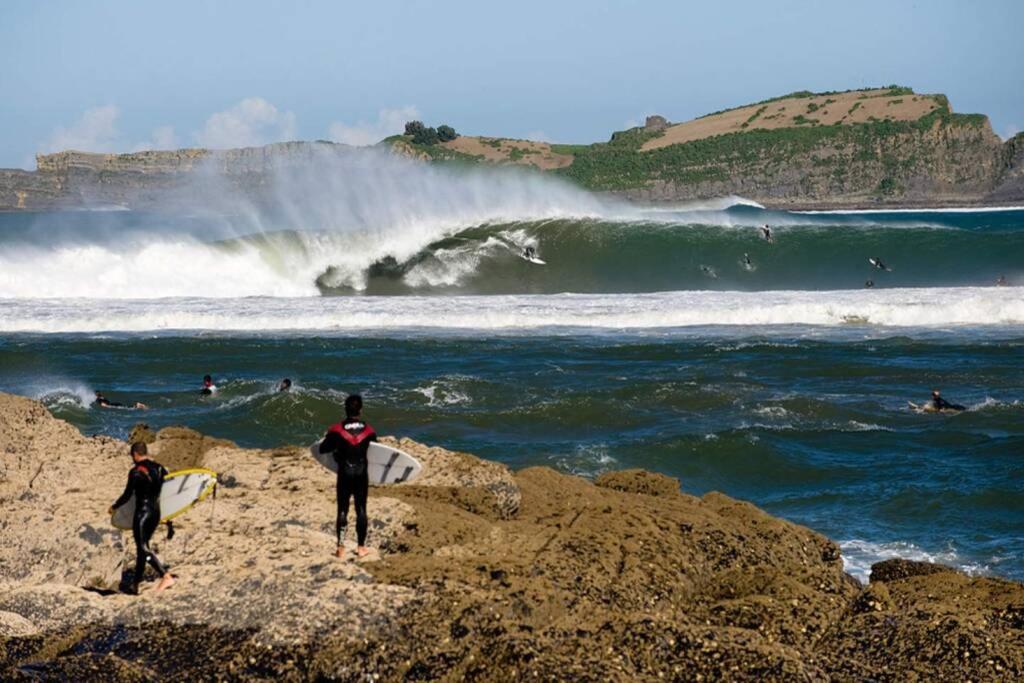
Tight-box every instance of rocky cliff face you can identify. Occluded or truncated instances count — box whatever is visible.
[617,116,1013,208]
[2,392,1023,680]
[0,141,351,211]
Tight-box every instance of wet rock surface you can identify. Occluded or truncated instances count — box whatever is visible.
[1,392,1022,680]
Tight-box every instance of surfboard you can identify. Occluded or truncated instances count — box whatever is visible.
[520,253,546,265]
[309,441,423,485]
[110,467,217,530]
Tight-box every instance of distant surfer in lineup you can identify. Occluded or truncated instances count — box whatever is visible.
[278,378,292,392]
[761,225,773,243]
[94,390,147,410]
[200,374,217,396]
[996,275,1008,287]
[742,253,753,271]
[868,257,891,272]
[108,442,175,594]
[864,280,874,288]
[318,394,376,559]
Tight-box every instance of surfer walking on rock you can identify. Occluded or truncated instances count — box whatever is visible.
[109,442,175,594]
[319,394,376,559]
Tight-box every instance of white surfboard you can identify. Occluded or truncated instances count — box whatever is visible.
[309,441,423,485]
[520,254,546,265]
[110,468,218,530]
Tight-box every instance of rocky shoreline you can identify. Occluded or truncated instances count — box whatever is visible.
[1,391,1022,680]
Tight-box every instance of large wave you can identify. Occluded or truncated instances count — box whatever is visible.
[0,146,1021,298]
[2,213,1022,298]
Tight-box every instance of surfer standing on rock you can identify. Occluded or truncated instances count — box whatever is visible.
[109,442,175,595]
[319,394,376,559]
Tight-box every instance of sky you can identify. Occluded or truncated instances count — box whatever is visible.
[1,0,1022,168]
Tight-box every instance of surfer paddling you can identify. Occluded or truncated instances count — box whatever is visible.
[94,391,147,410]
[108,442,175,594]
[319,394,376,559]
[200,374,217,396]
[278,378,292,392]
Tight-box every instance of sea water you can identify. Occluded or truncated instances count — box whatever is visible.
[1,183,1021,583]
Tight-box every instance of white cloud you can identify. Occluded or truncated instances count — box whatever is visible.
[327,106,420,146]
[523,130,551,142]
[40,105,121,154]
[131,126,179,152]
[194,97,297,149]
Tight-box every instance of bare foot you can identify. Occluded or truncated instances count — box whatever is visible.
[335,545,345,559]
[356,545,371,558]
[154,574,176,593]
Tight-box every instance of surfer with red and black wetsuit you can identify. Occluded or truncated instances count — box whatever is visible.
[319,394,376,559]
[109,442,175,594]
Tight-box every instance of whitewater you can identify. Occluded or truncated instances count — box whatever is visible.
[1,287,1022,333]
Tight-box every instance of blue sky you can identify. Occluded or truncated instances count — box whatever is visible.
[1,0,1022,168]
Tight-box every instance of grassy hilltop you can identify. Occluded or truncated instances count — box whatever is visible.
[386,86,1021,208]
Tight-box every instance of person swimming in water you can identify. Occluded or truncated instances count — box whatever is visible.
[278,378,292,392]
[996,275,1008,287]
[108,442,176,595]
[929,389,965,412]
[760,225,773,244]
[94,391,147,410]
[318,394,376,559]
[200,375,217,396]
[865,280,875,288]
[700,264,718,279]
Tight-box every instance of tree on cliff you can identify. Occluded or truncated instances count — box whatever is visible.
[403,121,457,145]
[437,125,458,142]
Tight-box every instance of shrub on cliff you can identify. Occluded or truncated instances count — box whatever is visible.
[412,126,440,145]
[437,125,458,142]
[403,121,457,146]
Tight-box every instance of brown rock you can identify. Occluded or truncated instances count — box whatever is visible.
[594,468,680,497]
[870,558,956,583]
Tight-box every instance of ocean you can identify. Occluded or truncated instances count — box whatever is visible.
[0,159,1021,583]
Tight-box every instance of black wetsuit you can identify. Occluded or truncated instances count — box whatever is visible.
[932,396,966,412]
[319,418,376,546]
[112,459,169,587]
[95,396,125,408]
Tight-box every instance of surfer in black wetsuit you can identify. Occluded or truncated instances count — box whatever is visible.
[278,378,292,392]
[868,257,891,272]
[523,246,537,260]
[930,389,965,412]
[761,225,773,244]
[94,391,147,410]
[108,442,175,594]
[319,394,376,559]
